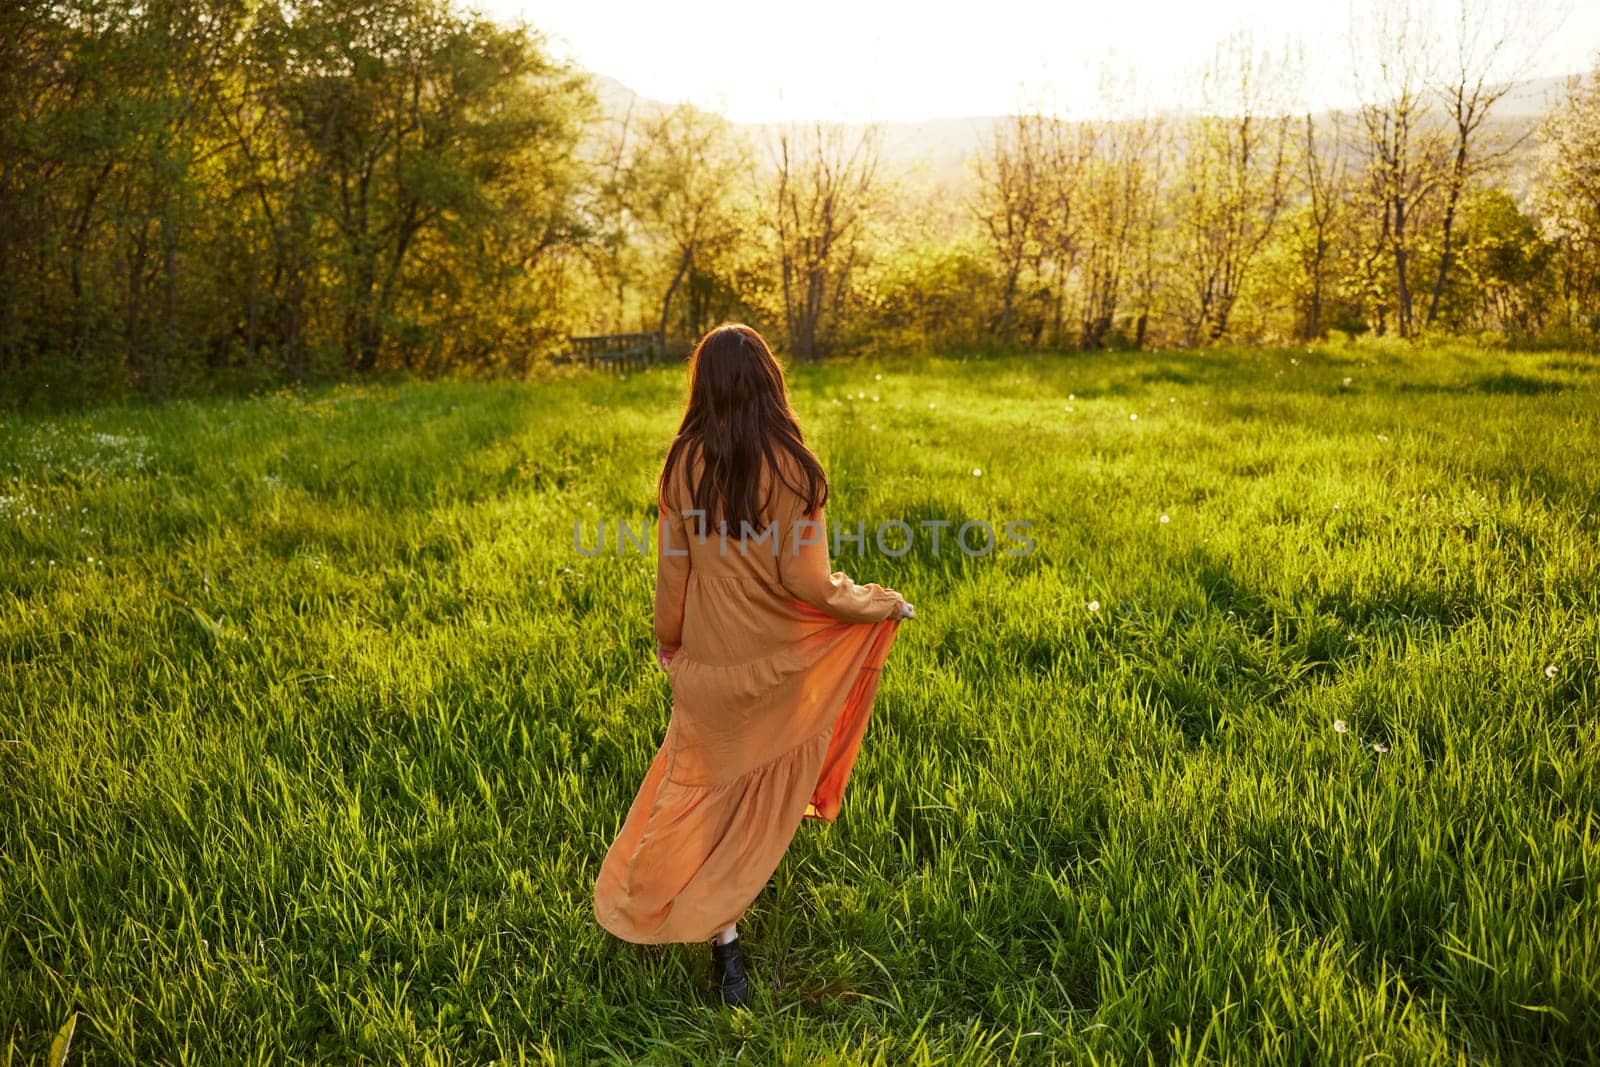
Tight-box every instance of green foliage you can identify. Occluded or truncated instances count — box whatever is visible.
[1535,66,1600,330]
[3,8,1600,408]
[2,346,1597,1061]
[1451,190,1555,337]
[0,0,591,405]
[853,234,999,354]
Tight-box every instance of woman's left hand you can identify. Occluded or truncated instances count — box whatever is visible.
[656,643,677,671]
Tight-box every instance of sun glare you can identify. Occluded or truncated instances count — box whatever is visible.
[483,0,1595,122]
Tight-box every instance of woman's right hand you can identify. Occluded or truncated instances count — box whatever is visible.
[892,600,916,620]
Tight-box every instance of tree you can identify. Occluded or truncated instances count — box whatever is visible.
[767,122,880,360]
[0,0,592,402]
[1350,0,1447,338]
[1173,32,1292,345]
[972,113,1051,345]
[262,0,577,371]
[1533,61,1600,331]
[1076,111,1164,350]
[629,103,750,352]
[1458,188,1551,332]
[1287,110,1350,340]
[1423,0,1530,326]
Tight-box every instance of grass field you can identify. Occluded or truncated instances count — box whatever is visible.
[2,344,1597,1063]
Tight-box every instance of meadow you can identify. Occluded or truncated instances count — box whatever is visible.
[1,344,1596,1064]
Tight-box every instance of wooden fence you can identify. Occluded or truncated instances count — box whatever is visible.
[550,332,670,374]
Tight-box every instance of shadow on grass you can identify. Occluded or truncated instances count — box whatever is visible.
[1397,371,1568,396]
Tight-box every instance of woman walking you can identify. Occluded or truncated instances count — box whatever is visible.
[593,322,914,1007]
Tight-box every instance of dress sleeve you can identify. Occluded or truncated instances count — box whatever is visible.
[653,492,691,649]
[776,500,905,624]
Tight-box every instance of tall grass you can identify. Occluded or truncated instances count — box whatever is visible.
[2,344,1596,1063]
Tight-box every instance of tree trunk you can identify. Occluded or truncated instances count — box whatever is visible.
[1427,144,1468,325]
[658,245,692,356]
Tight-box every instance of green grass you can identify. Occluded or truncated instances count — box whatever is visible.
[2,343,1597,1064]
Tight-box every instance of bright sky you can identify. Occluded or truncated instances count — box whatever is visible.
[480,0,1600,122]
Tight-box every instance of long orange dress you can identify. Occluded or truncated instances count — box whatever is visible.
[593,450,906,944]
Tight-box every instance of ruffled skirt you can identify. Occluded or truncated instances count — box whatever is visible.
[593,616,899,944]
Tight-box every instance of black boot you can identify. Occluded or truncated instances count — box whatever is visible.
[710,936,752,1008]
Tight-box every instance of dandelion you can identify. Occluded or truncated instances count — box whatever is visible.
[857,391,866,399]
[1168,396,1176,403]
[0,495,38,520]
[1372,742,1390,753]
[1332,503,1341,510]
[872,395,880,402]
[1065,406,1074,412]
[1159,514,1170,524]
[1376,434,1389,442]
[1086,600,1100,612]
[1129,413,1138,421]
[928,402,937,409]
[870,423,879,431]
[874,373,883,381]
[1343,376,1353,386]
[1545,664,1559,678]
[972,467,983,477]
[1068,393,1075,400]
[1333,719,1349,734]
[1290,358,1299,366]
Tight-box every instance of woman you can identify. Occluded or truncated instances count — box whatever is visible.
[593,322,914,1008]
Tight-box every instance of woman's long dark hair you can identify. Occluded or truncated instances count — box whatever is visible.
[659,323,827,537]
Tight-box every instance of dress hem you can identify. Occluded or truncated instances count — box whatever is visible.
[593,617,899,945]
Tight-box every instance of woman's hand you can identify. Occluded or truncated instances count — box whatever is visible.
[656,643,678,671]
[892,600,916,620]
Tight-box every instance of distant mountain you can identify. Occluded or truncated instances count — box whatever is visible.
[580,71,1580,190]
[1484,72,1575,118]
[586,74,660,122]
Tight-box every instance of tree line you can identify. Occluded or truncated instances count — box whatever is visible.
[2,0,1597,405]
